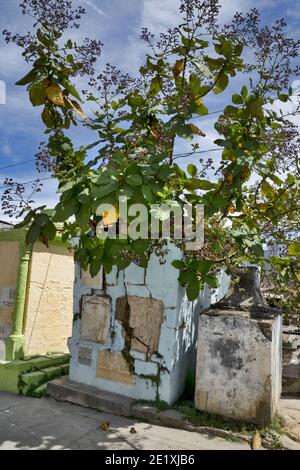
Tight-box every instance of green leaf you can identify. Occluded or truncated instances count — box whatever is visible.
[132,239,151,256]
[278,93,289,102]
[214,72,229,94]
[186,179,216,190]
[288,242,300,256]
[224,105,239,117]
[90,181,119,198]
[29,83,46,106]
[205,275,219,288]
[57,181,74,193]
[187,164,197,177]
[141,184,155,202]
[53,199,79,222]
[126,174,143,186]
[128,94,144,107]
[250,244,264,257]
[117,185,134,198]
[76,204,90,227]
[192,103,209,116]
[175,123,193,140]
[137,254,149,268]
[116,257,132,270]
[157,165,173,180]
[25,221,41,245]
[197,260,212,274]
[16,69,38,86]
[41,221,57,240]
[63,81,82,102]
[232,94,243,105]
[186,281,200,301]
[35,213,51,227]
[261,181,276,199]
[247,97,264,118]
[14,210,35,229]
[90,255,103,278]
[221,39,232,58]
[178,271,196,285]
[149,76,161,96]
[241,86,248,99]
[171,260,185,269]
[269,174,283,186]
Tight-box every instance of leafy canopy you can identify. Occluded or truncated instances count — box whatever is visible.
[3,0,299,301]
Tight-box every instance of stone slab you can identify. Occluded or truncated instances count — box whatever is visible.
[81,295,110,344]
[78,346,92,366]
[96,351,133,385]
[47,376,134,417]
[116,296,164,358]
[81,268,102,289]
[158,409,184,428]
[131,404,159,421]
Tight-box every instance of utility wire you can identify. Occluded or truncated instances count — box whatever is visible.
[0,159,36,171]
[0,147,221,191]
[1,97,298,172]
[0,176,52,191]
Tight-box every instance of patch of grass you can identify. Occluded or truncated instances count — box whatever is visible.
[266,414,284,435]
[173,399,284,436]
[224,432,243,443]
[174,399,251,433]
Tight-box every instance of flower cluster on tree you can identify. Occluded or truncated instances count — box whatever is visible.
[2,0,299,302]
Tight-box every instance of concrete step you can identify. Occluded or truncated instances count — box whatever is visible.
[48,376,134,417]
[20,363,70,396]
[20,370,46,395]
[31,382,48,398]
[0,354,70,393]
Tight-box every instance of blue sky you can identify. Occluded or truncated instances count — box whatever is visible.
[0,0,299,220]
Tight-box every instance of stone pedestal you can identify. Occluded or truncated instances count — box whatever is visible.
[69,244,230,404]
[195,267,282,425]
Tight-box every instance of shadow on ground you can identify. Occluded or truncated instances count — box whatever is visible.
[0,392,250,450]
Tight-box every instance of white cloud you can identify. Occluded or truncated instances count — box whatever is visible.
[2,144,12,156]
[82,0,107,17]
[141,0,181,33]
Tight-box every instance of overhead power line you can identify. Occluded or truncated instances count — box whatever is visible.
[0,176,52,191]
[0,147,221,191]
[0,159,36,171]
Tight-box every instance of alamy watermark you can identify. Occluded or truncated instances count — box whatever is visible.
[96,197,204,251]
[0,80,6,105]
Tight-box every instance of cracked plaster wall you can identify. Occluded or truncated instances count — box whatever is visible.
[69,244,230,403]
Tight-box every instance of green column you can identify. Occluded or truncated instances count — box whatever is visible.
[5,243,31,360]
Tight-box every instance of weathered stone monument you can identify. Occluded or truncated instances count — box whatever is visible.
[64,244,230,404]
[195,266,282,425]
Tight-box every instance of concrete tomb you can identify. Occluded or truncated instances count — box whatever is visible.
[195,267,282,425]
[69,244,230,404]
